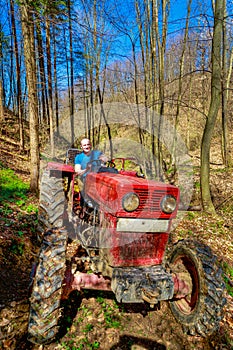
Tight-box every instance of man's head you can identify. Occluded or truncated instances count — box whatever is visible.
[80,138,92,155]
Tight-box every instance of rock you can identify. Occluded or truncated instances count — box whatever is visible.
[0,318,10,327]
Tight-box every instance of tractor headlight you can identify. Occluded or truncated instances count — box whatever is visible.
[122,192,140,212]
[160,195,177,214]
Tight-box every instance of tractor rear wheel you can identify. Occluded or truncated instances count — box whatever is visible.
[28,228,67,344]
[38,170,66,234]
[169,239,226,337]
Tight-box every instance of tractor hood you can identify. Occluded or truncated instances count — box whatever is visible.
[85,172,179,219]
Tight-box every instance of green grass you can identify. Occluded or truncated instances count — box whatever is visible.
[222,262,233,297]
[96,296,121,329]
[9,239,25,255]
[0,163,38,257]
[0,163,37,213]
[0,163,29,203]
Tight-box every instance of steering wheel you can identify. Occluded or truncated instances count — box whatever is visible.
[107,160,116,168]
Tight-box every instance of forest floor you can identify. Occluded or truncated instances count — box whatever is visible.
[0,117,232,350]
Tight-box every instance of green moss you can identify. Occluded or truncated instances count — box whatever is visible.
[222,262,233,297]
[0,164,29,203]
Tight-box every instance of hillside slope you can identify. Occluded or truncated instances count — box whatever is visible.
[0,114,232,350]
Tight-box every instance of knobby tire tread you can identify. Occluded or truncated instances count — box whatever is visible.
[28,228,68,344]
[169,239,226,337]
[38,170,66,233]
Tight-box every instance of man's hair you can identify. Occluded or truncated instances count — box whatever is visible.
[81,138,91,147]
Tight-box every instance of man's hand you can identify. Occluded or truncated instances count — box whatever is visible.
[99,154,108,163]
[75,163,86,176]
[75,169,86,176]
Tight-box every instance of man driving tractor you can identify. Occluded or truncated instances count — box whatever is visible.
[74,138,108,180]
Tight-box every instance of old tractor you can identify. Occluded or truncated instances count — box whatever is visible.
[28,149,226,344]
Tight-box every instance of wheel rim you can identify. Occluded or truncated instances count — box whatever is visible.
[172,254,199,315]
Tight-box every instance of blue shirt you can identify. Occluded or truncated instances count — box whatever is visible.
[75,150,102,179]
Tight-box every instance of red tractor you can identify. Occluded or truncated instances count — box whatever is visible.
[28,149,226,344]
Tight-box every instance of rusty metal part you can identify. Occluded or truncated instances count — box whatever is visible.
[62,269,111,299]
[172,263,193,299]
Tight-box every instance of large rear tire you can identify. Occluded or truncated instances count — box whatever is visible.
[169,239,226,337]
[28,228,67,344]
[38,170,66,233]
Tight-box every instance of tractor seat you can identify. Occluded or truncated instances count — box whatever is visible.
[65,148,82,164]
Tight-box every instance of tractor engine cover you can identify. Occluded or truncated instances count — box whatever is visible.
[85,172,179,219]
[111,266,174,304]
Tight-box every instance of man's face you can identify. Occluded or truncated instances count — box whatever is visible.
[81,139,92,154]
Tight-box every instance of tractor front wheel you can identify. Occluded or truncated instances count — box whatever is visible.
[169,239,226,337]
[28,228,67,344]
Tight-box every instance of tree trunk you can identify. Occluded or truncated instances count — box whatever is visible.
[153,0,169,179]
[45,17,54,157]
[35,16,49,125]
[0,79,4,123]
[97,86,113,158]
[68,0,74,146]
[200,0,224,214]
[10,0,24,150]
[221,0,232,167]
[20,1,40,193]
[173,0,191,145]
[53,25,59,135]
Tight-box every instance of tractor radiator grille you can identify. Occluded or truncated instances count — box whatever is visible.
[134,189,164,213]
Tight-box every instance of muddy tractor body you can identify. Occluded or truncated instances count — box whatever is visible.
[28,149,226,344]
